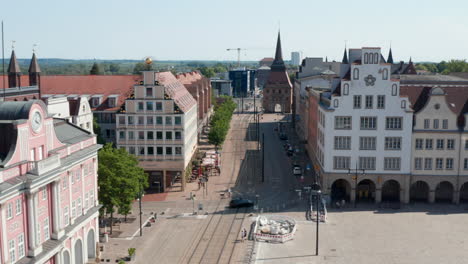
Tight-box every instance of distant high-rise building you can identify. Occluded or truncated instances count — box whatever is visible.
[291,51,301,66]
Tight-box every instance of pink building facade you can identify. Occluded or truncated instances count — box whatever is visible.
[0,100,101,264]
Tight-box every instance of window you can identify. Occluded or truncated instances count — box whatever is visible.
[156,131,163,140]
[128,131,134,140]
[385,137,401,150]
[84,193,89,209]
[175,147,182,155]
[447,139,455,150]
[36,223,41,243]
[401,101,406,108]
[175,116,182,125]
[145,131,153,140]
[166,131,173,140]
[334,136,351,150]
[360,117,377,130]
[465,140,468,150]
[384,157,400,170]
[138,102,144,111]
[7,202,13,219]
[360,137,376,150]
[166,147,173,155]
[423,119,430,129]
[165,116,172,125]
[386,117,402,130]
[90,190,95,207]
[146,87,153,97]
[148,147,154,155]
[377,95,385,109]
[44,218,50,240]
[359,157,376,170]
[156,116,163,125]
[343,84,349,95]
[365,95,373,109]
[333,156,350,170]
[442,119,448,129]
[464,158,468,170]
[436,139,444,150]
[157,147,163,155]
[414,158,422,170]
[138,131,144,140]
[391,84,398,96]
[374,53,379,64]
[108,98,116,107]
[353,68,359,80]
[77,198,82,216]
[433,119,439,129]
[64,206,69,226]
[382,69,389,80]
[436,158,443,170]
[139,147,145,155]
[353,95,361,108]
[128,116,134,125]
[156,102,163,111]
[364,53,369,64]
[146,102,154,111]
[70,171,75,184]
[147,116,154,125]
[446,158,454,169]
[129,147,135,155]
[119,131,125,140]
[42,187,47,200]
[335,116,352,129]
[333,99,339,108]
[175,131,182,140]
[425,139,433,149]
[16,199,21,215]
[18,234,24,258]
[71,201,76,218]
[138,116,144,125]
[424,158,432,170]
[415,139,424,150]
[9,240,15,263]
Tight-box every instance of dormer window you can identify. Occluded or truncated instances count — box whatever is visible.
[108,98,116,107]
[91,97,101,107]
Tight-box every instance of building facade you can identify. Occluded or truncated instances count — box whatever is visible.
[310,47,413,204]
[210,79,232,97]
[262,33,293,113]
[115,71,198,193]
[0,100,100,264]
[291,52,301,66]
[45,97,94,133]
[229,68,255,97]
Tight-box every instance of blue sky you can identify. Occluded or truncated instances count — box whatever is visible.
[2,0,467,62]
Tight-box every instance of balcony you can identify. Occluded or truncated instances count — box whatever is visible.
[29,154,61,175]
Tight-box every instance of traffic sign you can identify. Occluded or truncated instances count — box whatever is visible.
[306,164,311,170]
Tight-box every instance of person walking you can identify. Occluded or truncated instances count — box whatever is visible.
[241,228,247,242]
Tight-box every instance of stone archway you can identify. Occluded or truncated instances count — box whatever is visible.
[435,181,454,202]
[87,229,96,260]
[356,179,376,202]
[410,181,430,202]
[63,250,71,264]
[74,239,83,264]
[382,180,400,202]
[331,179,351,202]
[460,182,468,203]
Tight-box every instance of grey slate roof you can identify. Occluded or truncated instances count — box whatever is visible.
[53,119,93,144]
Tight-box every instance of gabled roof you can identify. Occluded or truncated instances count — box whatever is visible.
[157,72,197,113]
[8,50,21,73]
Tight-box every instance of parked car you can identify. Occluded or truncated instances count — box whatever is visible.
[293,165,302,176]
[279,133,288,140]
[229,198,254,208]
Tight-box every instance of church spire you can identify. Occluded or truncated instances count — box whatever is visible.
[271,31,285,71]
[7,50,22,88]
[342,48,348,64]
[29,52,41,87]
[387,48,394,64]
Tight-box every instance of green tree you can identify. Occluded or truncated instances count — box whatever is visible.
[443,59,468,74]
[109,63,120,73]
[93,117,106,145]
[98,144,148,234]
[90,62,102,75]
[133,62,153,74]
[208,96,236,148]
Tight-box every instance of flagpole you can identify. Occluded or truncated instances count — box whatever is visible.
[2,21,6,99]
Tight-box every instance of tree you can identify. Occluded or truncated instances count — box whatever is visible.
[93,117,106,145]
[208,96,236,148]
[133,62,153,74]
[90,62,102,75]
[98,144,148,234]
[443,60,468,74]
[109,63,120,73]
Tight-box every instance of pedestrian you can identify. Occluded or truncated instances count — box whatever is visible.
[198,180,201,190]
[242,228,247,242]
[228,188,232,197]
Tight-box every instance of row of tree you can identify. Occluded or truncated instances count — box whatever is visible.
[415,60,468,74]
[208,96,237,148]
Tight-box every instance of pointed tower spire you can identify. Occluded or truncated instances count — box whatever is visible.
[325,56,328,63]
[29,52,41,87]
[7,50,21,88]
[271,31,285,71]
[387,48,394,64]
[342,48,348,64]
[409,57,413,64]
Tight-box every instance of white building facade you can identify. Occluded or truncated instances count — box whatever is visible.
[314,48,413,204]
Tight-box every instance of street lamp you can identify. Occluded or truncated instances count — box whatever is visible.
[348,164,366,208]
[311,189,322,256]
[138,179,144,237]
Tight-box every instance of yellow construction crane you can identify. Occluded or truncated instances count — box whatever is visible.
[226,48,247,68]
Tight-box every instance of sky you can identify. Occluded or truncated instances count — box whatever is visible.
[1,0,468,62]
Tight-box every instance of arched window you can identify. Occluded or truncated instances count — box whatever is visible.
[353,68,359,80]
[382,69,388,80]
[364,53,369,64]
[392,84,398,96]
[333,99,339,108]
[401,100,406,108]
[374,53,379,64]
[343,83,349,95]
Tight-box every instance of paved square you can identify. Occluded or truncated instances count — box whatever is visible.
[255,205,468,264]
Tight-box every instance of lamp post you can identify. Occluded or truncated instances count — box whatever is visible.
[348,164,366,208]
[138,179,144,237]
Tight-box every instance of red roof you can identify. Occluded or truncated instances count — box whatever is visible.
[157,72,197,113]
[260,57,274,62]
